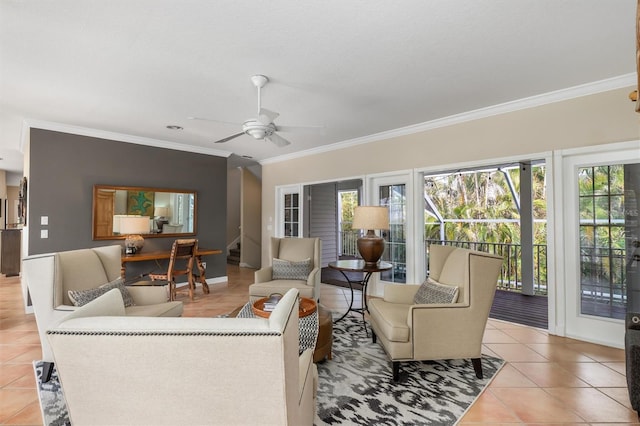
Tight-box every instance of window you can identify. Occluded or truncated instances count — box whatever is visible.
[283,193,300,237]
[578,164,628,319]
[379,184,406,283]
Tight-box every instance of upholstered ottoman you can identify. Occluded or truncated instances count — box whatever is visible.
[314,305,333,363]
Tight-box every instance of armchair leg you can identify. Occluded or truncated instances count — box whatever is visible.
[42,362,54,383]
[471,358,483,379]
[372,330,377,344]
[392,362,400,382]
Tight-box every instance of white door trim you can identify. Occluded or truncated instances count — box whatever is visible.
[559,140,640,349]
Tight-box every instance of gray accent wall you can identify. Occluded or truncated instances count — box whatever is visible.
[28,129,227,280]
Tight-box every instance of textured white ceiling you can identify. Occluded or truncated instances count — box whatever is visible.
[0,0,636,173]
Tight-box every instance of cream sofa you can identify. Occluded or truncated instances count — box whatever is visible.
[47,288,317,426]
[23,245,183,382]
[250,237,322,300]
[368,245,503,381]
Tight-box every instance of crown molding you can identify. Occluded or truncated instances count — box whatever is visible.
[260,73,636,165]
[21,119,232,158]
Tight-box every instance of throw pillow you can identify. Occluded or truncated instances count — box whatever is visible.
[413,278,459,304]
[101,278,135,307]
[272,258,312,280]
[68,277,135,307]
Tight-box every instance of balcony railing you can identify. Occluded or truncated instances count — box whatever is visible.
[340,230,549,294]
[339,232,629,312]
[425,239,548,295]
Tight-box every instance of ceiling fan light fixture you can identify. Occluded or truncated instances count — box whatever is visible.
[247,128,266,139]
[242,120,276,140]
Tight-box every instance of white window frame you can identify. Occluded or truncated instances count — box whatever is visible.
[555,140,640,348]
[366,170,414,294]
[275,184,303,238]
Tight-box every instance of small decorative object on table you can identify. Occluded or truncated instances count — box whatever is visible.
[263,293,283,312]
[253,295,317,318]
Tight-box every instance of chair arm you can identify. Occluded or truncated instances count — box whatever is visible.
[306,267,321,300]
[127,286,169,305]
[298,349,314,397]
[298,348,317,424]
[254,267,273,283]
[54,305,77,312]
[383,284,421,304]
[408,303,486,359]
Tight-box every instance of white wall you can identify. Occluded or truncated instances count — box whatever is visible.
[261,87,640,262]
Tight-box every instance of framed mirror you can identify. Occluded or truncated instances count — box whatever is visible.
[92,185,197,240]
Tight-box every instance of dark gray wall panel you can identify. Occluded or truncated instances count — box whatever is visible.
[28,129,227,279]
[309,182,337,266]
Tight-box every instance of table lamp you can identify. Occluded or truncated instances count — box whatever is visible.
[153,206,169,232]
[120,216,151,254]
[352,206,390,266]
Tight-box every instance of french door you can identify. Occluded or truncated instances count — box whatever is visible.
[276,185,303,238]
[369,172,414,286]
[562,143,640,348]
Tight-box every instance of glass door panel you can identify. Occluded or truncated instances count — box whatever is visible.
[563,144,640,347]
[283,193,300,237]
[379,184,407,283]
[578,165,629,319]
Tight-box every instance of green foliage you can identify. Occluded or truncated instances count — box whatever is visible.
[424,165,547,246]
[339,191,358,231]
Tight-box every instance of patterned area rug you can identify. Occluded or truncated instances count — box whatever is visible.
[34,315,503,426]
[33,361,70,426]
[315,314,504,425]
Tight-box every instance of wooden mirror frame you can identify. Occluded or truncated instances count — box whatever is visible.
[92,185,197,240]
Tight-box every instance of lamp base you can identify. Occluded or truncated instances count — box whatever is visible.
[357,234,385,266]
[125,235,145,253]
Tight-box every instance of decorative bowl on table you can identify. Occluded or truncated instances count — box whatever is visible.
[252,296,317,318]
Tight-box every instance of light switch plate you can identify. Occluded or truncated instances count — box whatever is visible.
[41,216,48,225]
[40,229,48,239]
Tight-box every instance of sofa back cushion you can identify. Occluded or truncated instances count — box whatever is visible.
[92,245,123,282]
[275,238,317,265]
[56,250,110,306]
[433,247,471,304]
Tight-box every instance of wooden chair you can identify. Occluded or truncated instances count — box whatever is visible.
[149,239,198,301]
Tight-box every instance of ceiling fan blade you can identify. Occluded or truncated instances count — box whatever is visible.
[257,108,279,125]
[266,132,291,147]
[213,132,245,144]
[188,116,241,126]
[276,125,325,135]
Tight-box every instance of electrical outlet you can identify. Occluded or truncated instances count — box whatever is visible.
[201,262,207,269]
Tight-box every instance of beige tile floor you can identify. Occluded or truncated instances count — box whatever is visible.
[0,265,638,425]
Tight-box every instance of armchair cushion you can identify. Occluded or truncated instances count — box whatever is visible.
[250,237,322,301]
[272,258,312,280]
[68,277,135,307]
[413,278,459,304]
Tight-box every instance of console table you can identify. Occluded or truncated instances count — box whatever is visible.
[328,259,392,326]
[121,248,222,293]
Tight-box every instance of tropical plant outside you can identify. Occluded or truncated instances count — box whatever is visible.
[424,164,548,293]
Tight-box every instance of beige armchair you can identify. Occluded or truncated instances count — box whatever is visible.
[250,237,322,300]
[368,244,503,382]
[23,245,183,383]
[47,288,317,425]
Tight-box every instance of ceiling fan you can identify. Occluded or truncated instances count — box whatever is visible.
[189,75,318,147]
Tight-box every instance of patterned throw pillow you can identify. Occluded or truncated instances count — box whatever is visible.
[68,277,135,307]
[413,278,459,304]
[272,258,312,280]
